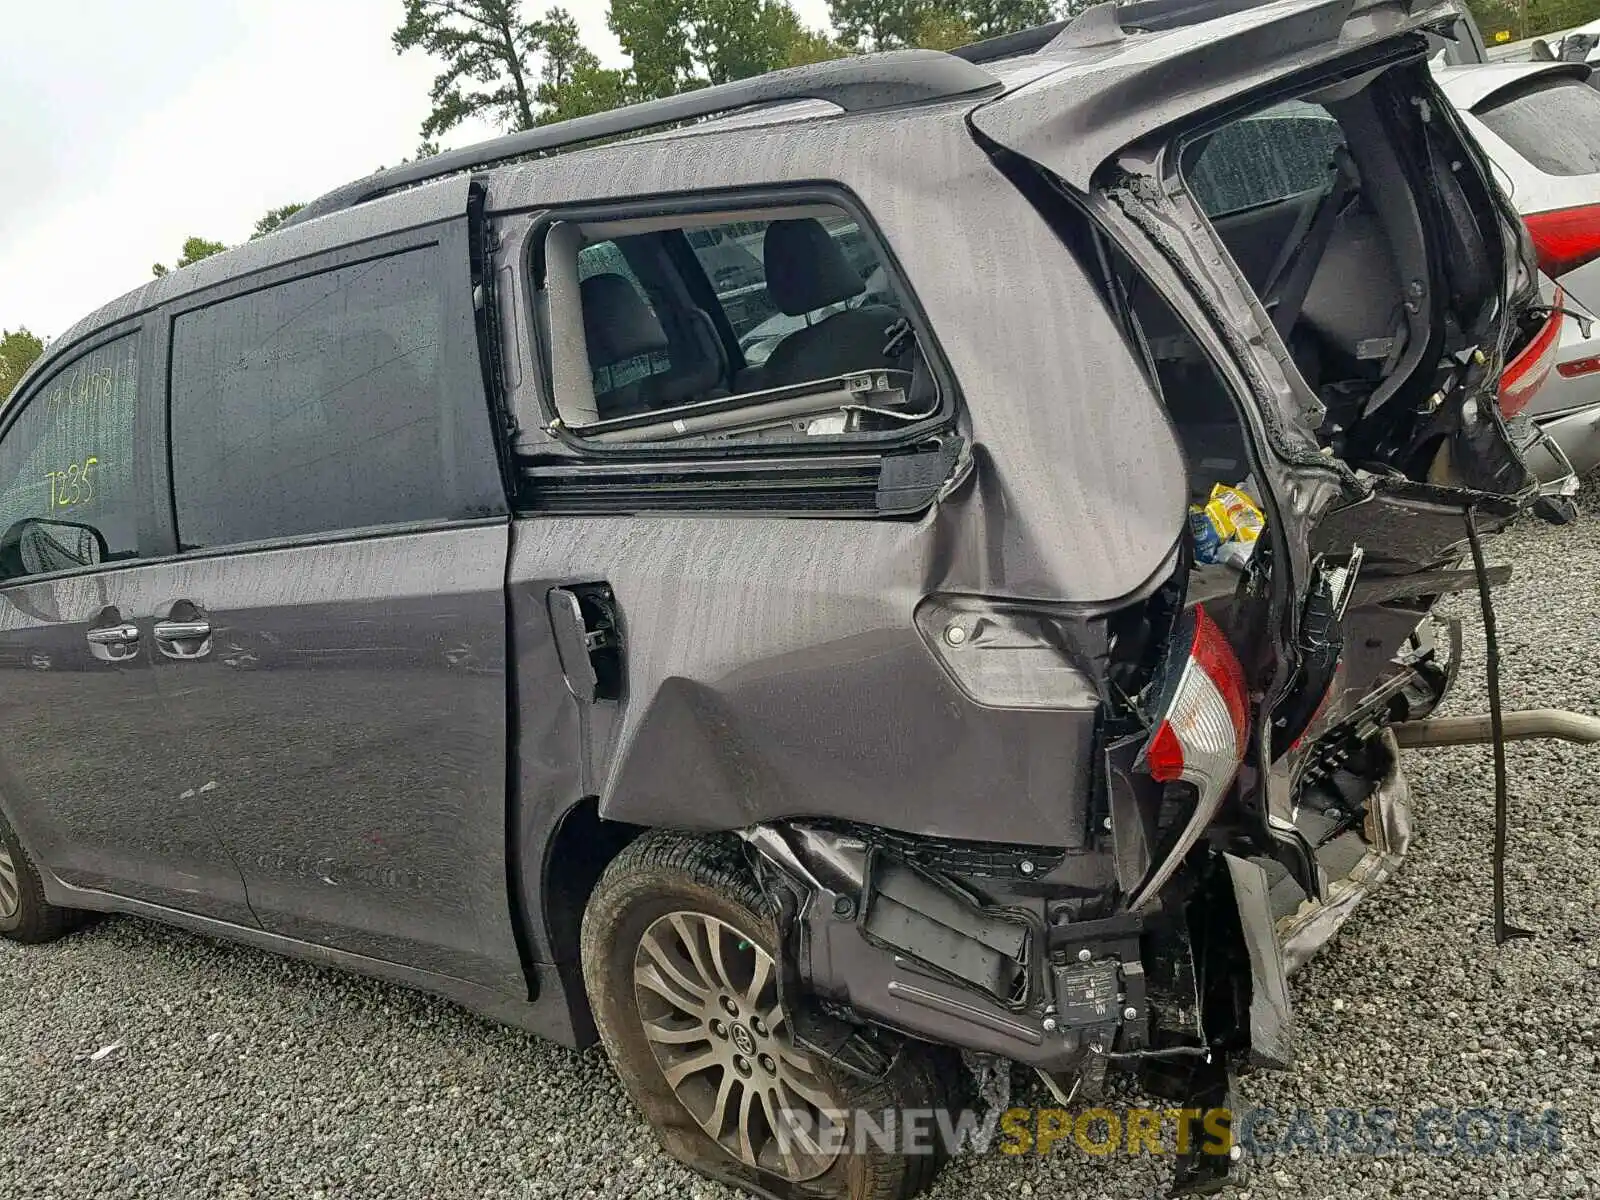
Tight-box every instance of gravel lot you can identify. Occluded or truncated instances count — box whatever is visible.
[4,506,1599,1199]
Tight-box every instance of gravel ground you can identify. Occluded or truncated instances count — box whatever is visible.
[4,509,1600,1199]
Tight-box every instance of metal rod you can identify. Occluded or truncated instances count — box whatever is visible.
[1390,708,1600,747]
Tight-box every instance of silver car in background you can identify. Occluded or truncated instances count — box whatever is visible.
[1435,60,1600,494]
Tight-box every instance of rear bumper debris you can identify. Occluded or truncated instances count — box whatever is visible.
[1278,731,1412,975]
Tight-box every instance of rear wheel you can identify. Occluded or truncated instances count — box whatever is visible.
[0,813,80,944]
[581,832,957,1199]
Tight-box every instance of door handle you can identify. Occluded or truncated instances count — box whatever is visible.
[153,620,212,640]
[154,602,212,661]
[86,618,140,663]
[86,623,139,646]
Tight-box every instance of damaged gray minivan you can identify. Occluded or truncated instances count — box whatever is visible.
[0,0,1585,1196]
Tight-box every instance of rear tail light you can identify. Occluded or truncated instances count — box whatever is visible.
[1499,290,1565,418]
[1557,354,1600,379]
[1525,205,1600,278]
[1145,606,1248,787]
[1131,606,1249,907]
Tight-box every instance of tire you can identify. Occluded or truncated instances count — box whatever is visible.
[0,812,79,944]
[582,831,958,1200]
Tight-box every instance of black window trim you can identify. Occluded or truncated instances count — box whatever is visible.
[519,182,962,466]
[0,319,162,588]
[154,219,511,559]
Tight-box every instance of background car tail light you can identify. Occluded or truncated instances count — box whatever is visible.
[1499,292,1564,419]
[1131,606,1249,907]
[1557,354,1600,379]
[1524,205,1600,278]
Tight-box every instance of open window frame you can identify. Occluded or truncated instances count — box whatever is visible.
[514,185,962,464]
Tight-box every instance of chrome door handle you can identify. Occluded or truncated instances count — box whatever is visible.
[153,620,212,640]
[153,615,212,661]
[86,623,139,646]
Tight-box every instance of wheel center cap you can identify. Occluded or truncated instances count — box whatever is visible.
[730,1023,757,1056]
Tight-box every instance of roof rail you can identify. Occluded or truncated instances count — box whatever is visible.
[952,0,1280,62]
[287,50,997,227]
[950,21,1068,62]
[1115,0,1278,32]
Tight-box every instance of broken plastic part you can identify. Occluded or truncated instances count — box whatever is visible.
[1499,292,1564,418]
[1132,606,1248,908]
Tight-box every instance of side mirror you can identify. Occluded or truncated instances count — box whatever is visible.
[0,517,107,578]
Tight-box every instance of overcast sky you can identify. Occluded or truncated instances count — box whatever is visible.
[0,0,833,339]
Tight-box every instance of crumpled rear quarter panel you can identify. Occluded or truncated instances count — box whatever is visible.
[509,497,1102,845]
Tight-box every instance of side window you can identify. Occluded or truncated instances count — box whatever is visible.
[687,215,893,368]
[1186,101,1347,217]
[577,241,674,394]
[169,248,492,551]
[541,200,931,447]
[0,334,140,582]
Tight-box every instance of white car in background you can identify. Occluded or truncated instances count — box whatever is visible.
[1434,60,1600,494]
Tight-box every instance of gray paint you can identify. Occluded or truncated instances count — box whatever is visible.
[970,0,1461,191]
[0,562,256,926]
[488,96,1190,607]
[0,4,1539,1087]
[508,503,1100,846]
[141,523,527,994]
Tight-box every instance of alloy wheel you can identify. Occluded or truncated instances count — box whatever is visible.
[632,910,842,1181]
[0,843,19,920]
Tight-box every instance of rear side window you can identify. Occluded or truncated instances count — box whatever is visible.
[1186,101,1347,217]
[0,334,140,581]
[169,248,495,550]
[537,198,930,447]
[1478,80,1600,177]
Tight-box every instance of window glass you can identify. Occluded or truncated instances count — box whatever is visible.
[0,334,140,582]
[1187,101,1347,217]
[1479,81,1600,177]
[170,249,484,550]
[577,241,673,394]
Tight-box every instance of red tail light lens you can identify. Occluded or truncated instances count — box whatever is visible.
[1525,205,1600,278]
[1131,605,1250,907]
[1144,606,1248,787]
[1499,290,1564,418]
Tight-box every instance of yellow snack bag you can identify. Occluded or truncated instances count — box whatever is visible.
[1208,483,1265,544]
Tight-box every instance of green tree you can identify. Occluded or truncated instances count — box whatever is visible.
[152,236,228,278]
[394,0,544,136]
[910,6,976,48]
[960,0,1054,37]
[0,328,46,401]
[830,0,1055,50]
[784,23,849,65]
[828,0,917,48]
[609,0,818,97]
[535,7,633,122]
[251,203,306,240]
